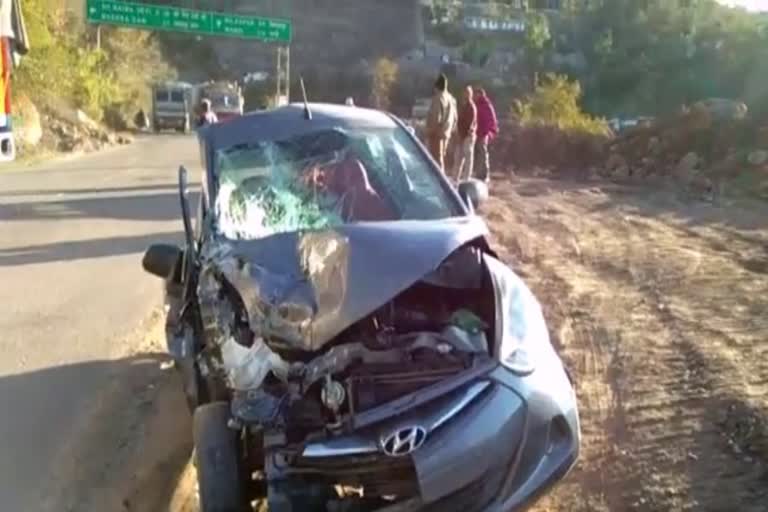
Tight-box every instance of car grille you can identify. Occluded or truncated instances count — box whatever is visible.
[292,453,419,497]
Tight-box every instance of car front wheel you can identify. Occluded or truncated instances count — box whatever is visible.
[193,402,248,512]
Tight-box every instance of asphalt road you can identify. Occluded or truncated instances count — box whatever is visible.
[0,135,201,511]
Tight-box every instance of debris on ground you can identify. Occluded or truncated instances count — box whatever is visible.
[15,99,134,160]
[599,99,768,198]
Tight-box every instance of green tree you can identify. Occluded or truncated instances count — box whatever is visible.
[523,12,552,89]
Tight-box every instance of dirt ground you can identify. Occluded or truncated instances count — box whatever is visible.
[63,174,768,512]
[480,175,768,512]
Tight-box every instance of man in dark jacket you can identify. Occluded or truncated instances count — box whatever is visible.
[474,88,499,183]
[453,85,477,181]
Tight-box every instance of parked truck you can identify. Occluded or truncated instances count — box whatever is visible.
[193,81,244,123]
[152,81,193,133]
[0,0,29,162]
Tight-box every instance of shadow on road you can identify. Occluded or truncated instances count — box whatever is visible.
[1,190,201,223]
[1,183,179,197]
[0,231,185,266]
[0,354,193,512]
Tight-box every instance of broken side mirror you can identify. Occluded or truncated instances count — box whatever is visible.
[142,243,182,280]
[458,179,489,212]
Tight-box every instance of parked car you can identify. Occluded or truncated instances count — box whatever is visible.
[142,103,580,512]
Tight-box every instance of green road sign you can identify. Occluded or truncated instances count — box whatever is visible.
[86,0,292,43]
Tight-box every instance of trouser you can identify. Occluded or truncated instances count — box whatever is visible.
[475,135,491,181]
[453,134,476,181]
[428,135,448,173]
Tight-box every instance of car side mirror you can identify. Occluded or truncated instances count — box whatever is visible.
[142,243,182,280]
[458,179,489,211]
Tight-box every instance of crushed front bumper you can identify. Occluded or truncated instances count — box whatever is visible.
[290,361,580,512]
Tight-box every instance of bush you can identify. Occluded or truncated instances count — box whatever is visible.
[512,73,611,136]
[14,0,174,128]
[371,58,399,111]
[493,123,609,175]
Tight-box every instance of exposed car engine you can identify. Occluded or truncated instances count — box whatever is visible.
[195,242,495,442]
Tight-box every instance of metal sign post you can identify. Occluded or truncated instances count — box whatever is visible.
[275,46,290,106]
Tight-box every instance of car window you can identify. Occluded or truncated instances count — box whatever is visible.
[212,94,236,109]
[170,91,185,103]
[213,126,460,240]
[154,90,168,102]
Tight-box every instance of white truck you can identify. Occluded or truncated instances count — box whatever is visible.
[152,81,193,133]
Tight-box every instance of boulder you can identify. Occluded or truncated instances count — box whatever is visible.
[116,134,134,145]
[14,94,42,147]
[678,152,700,173]
[606,153,627,172]
[691,98,748,123]
[648,136,661,155]
[747,150,768,167]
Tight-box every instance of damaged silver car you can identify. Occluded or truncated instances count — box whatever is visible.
[142,103,580,512]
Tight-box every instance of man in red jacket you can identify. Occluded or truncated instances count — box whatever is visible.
[453,85,478,182]
[474,88,499,183]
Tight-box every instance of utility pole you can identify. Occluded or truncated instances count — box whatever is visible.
[96,24,102,51]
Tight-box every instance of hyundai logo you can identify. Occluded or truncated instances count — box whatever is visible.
[380,426,427,457]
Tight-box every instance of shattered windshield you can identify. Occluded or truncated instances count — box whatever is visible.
[214,126,460,239]
[211,94,238,109]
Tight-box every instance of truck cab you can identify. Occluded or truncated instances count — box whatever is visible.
[194,81,244,123]
[152,82,192,133]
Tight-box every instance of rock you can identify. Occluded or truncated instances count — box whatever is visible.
[613,165,631,178]
[606,153,627,172]
[648,136,661,155]
[678,152,700,172]
[75,109,99,130]
[14,95,43,147]
[747,150,768,167]
[116,134,134,145]
[691,98,748,123]
[58,136,77,152]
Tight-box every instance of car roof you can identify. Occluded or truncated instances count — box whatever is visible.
[198,103,399,153]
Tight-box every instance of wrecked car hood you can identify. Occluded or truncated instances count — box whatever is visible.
[205,216,489,352]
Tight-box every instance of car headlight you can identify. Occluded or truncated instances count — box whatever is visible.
[486,255,551,376]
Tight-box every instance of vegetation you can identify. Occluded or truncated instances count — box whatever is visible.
[512,73,609,135]
[371,58,399,111]
[563,0,768,116]
[15,0,174,125]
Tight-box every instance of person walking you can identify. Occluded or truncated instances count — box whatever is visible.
[474,88,499,183]
[426,73,457,173]
[453,85,478,182]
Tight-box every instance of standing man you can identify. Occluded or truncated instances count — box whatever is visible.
[474,88,499,183]
[453,85,478,182]
[426,73,457,173]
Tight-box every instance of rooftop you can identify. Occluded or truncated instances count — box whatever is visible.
[198,103,397,151]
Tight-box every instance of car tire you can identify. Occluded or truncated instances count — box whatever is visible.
[193,402,248,512]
